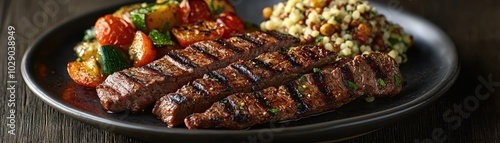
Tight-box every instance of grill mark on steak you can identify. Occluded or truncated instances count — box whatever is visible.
[153,45,338,127]
[191,81,209,96]
[97,84,119,105]
[117,71,145,85]
[98,31,299,112]
[251,59,277,73]
[190,44,219,61]
[312,72,334,104]
[310,58,351,105]
[252,91,274,115]
[235,34,264,47]
[220,99,234,115]
[340,64,356,97]
[185,52,404,129]
[143,64,171,78]
[231,63,262,84]
[213,38,243,53]
[167,51,199,69]
[363,54,387,80]
[168,93,188,104]
[264,31,286,41]
[279,50,302,67]
[207,71,229,84]
[284,82,309,114]
[300,47,319,61]
[221,99,250,123]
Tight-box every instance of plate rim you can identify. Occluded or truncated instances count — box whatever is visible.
[21,1,459,142]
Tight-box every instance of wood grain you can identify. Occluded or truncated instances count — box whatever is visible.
[1,0,500,142]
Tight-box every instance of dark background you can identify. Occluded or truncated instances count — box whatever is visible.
[1,0,499,142]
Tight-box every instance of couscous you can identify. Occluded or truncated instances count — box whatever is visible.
[260,0,413,64]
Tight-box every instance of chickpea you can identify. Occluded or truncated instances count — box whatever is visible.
[311,0,326,9]
[262,7,273,20]
[320,23,336,36]
[357,23,372,36]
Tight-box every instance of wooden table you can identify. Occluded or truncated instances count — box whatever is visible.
[2,0,499,142]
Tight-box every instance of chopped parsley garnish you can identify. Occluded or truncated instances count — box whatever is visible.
[244,22,254,29]
[388,37,400,46]
[378,78,386,87]
[315,37,324,43]
[253,92,260,97]
[282,47,291,53]
[395,75,402,86]
[298,86,306,92]
[298,76,307,83]
[265,100,271,105]
[348,81,358,90]
[267,108,279,114]
[295,103,303,108]
[130,53,137,60]
[83,27,95,42]
[221,99,228,104]
[148,30,175,46]
[208,0,225,15]
[334,17,342,23]
[313,68,321,73]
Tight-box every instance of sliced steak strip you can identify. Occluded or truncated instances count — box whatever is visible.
[97,31,299,112]
[152,45,338,127]
[185,52,404,129]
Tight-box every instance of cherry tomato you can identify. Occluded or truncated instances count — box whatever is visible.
[129,31,156,67]
[94,14,136,49]
[178,0,212,24]
[67,59,105,88]
[172,21,225,47]
[216,12,246,38]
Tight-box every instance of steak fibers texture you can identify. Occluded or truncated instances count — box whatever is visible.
[96,31,299,112]
[153,45,339,127]
[185,52,404,129]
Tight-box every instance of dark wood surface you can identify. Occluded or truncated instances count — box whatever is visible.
[2,0,500,142]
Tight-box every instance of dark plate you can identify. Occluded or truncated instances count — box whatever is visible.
[21,1,459,142]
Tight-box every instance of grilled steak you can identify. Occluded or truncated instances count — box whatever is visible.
[152,45,339,127]
[185,52,404,129]
[97,31,299,112]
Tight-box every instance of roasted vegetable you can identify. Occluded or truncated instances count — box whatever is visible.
[129,31,157,67]
[178,0,212,24]
[206,0,235,15]
[148,29,175,46]
[83,27,95,42]
[94,14,136,50]
[73,40,99,62]
[216,12,245,38]
[69,0,247,87]
[98,45,132,76]
[171,21,225,47]
[130,2,179,33]
[67,58,104,88]
[113,3,142,26]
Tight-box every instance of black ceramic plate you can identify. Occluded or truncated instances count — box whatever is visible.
[21,1,459,142]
